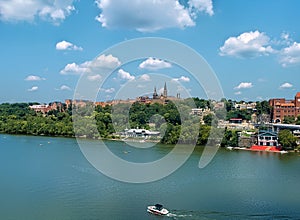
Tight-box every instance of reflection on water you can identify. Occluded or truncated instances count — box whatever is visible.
[0,134,299,219]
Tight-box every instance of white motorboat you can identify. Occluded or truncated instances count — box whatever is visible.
[147,204,169,216]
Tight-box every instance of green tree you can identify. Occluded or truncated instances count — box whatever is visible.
[256,100,271,115]
[278,129,297,150]
[283,116,295,124]
[203,114,213,125]
[296,115,300,125]
[197,125,211,145]
[226,109,251,121]
[225,99,234,112]
[193,97,210,109]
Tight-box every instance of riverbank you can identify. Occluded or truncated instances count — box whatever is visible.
[226,145,296,154]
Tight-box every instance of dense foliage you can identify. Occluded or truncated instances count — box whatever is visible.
[278,129,298,150]
[0,103,74,136]
[283,116,300,125]
[0,99,277,148]
[223,100,271,121]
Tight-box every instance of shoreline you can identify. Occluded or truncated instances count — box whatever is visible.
[1,133,298,153]
[226,146,297,154]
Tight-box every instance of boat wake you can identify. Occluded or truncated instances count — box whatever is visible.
[166,212,193,218]
[165,210,296,220]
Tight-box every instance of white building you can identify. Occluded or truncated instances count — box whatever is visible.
[124,128,160,137]
[234,102,256,110]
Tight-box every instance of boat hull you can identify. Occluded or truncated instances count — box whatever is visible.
[147,206,169,215]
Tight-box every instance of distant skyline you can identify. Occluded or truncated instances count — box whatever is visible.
[1,0,300,103]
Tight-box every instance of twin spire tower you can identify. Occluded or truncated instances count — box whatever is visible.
[153,82,167,99]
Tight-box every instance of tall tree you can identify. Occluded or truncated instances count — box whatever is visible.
[278,129,297,150]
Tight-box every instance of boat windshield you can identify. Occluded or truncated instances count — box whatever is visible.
[155,204,163,210]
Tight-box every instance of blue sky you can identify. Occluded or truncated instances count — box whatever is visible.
[1,0,300,103]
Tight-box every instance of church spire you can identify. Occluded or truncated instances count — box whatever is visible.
[153,86,158,99]
[163,82,167,98]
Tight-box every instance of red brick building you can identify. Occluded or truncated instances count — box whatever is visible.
[29,104,52,114]
[269,92,300,123]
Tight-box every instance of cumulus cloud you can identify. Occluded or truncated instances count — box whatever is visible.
[172,76,190,82]
[234,91,242,95]
[279,42,300,67]
[59,85,72,91]
[56,40,83,51]
[139,74,151,81]
[220,31,274,58]
[139,57,172,70]
[189,0,214,17]
[279,82,293,89]
[275,32,293,46]
[102,88,115,93]
[91,54,121,69]
[220,30,300,67]
[95,0,214,32]
[87,74,102,81]
[234,82,253,90]
[28,86,38,92]
[0,0,75,24]
[25,75,45,81]
[60,62,88,75]
[60,54,121,75]
[118,69,135,81]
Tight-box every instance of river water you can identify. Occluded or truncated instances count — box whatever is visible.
[0,134,299,219]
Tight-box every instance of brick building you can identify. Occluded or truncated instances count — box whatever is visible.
[269,92,300,123]
[65,99,93,108]
[29,102,65,114]
[29,104,52,114]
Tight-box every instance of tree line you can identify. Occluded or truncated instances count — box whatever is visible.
[0,99,295,149]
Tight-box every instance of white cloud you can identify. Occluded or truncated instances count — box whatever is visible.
[188,0,214,17]
[104,88,115,93]
[220,31,274,58]
[59,85,72,91]
[91,54,121,69]
[281,33,290,41]
[25,75,45,81]
[139,57,172,70]
[140,74,151,82]
[56,40,83,51]
[95,0,213,32]
[60,54,121,75]
[118,69,135,81]
[279,32,293,46]
[0,0,75,24]
[139,74,151,81]
[87,74,102,81]
[28,86,38,92]
[172,76,190,82]
[279,82,293,89]
[279,42,300,67]
[219,30,300,67]
[234,91,242,95]
[158,87,164,95]
[60,62,88,75]
[234,82,253,90]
